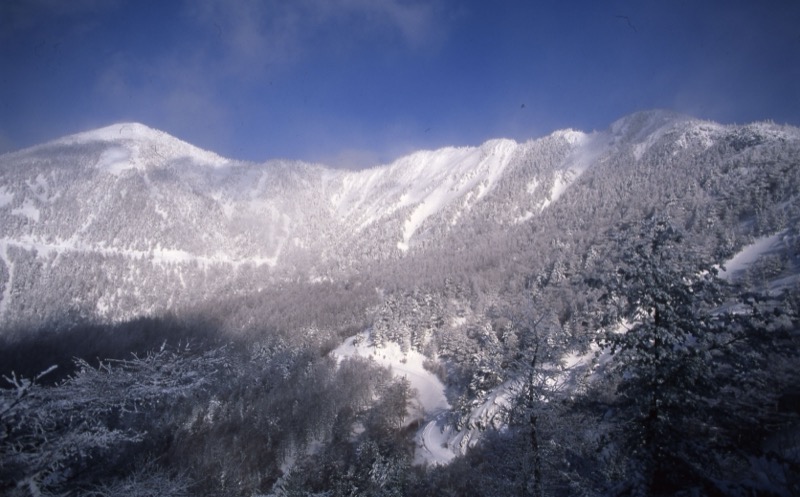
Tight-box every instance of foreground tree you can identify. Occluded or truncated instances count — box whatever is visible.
[589,215,800,496]
[509,304,571,497]
[1,345,225,497]
[465,294,594,497]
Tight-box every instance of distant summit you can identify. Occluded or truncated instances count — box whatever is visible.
[57,122,167,144]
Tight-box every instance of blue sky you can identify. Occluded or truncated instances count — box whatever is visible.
[1,0,799,167]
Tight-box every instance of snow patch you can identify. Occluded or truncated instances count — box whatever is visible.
[632,142,648,160]
[393,140,518,250]
[96,146,135,175]
[153,203,169,221]
[538,131,604,211]
[0,187,13,207]
[332,333,450,417]
[514,211,534,224]
[718,231,787,280]
[450,315,467,327]
[11,198,39,222]
[330,325,603,466]
[26,174,52,202]
[451,380,519,452]
[549,171,572,203]
[674,122,722,150]
[95,294,110,317]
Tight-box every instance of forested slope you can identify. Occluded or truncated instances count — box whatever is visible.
[1,110,799,496]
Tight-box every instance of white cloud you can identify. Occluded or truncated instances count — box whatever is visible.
[306,0,444,48]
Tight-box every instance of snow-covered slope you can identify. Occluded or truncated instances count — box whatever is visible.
[719,229,800,291]
[55,122,230,170]
[329,138,530,251]
[0,111,798,329]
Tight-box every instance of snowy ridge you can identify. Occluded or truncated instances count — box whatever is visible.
[538,130,599,211]
[329,138,521,251]
[1,121,612,270]
[610,109,690,143]
[610,110,692,160]
[2,111,796,329]
[59,122,172,144]
[57,122,230,170]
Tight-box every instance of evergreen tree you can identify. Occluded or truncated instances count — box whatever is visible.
[589,215,799,496]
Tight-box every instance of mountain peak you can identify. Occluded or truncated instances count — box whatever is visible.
[58,122,166,144]
[52,122,230,169]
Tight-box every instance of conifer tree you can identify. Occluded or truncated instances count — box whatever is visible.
[590,215,799,496]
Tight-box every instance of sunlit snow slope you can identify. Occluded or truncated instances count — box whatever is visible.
[1,110,797,328]
[0,118,602,325]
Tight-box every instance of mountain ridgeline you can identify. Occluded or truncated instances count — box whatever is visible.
[1,110,800,496]
[1,110,797,334]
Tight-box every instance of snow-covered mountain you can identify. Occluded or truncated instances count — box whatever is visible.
[0,110,798,331]
[3,110,800,496]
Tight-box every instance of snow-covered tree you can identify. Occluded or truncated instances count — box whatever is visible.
[590,215,800,496]
[0,345,225,497]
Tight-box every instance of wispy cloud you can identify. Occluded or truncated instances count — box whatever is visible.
[0,129,14,154]
[315,0,445,48]
[7,0,455,159]
[321,147,383,170]
[93,48,233,152]
[90,0,454,158]
[183,0,449,78]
